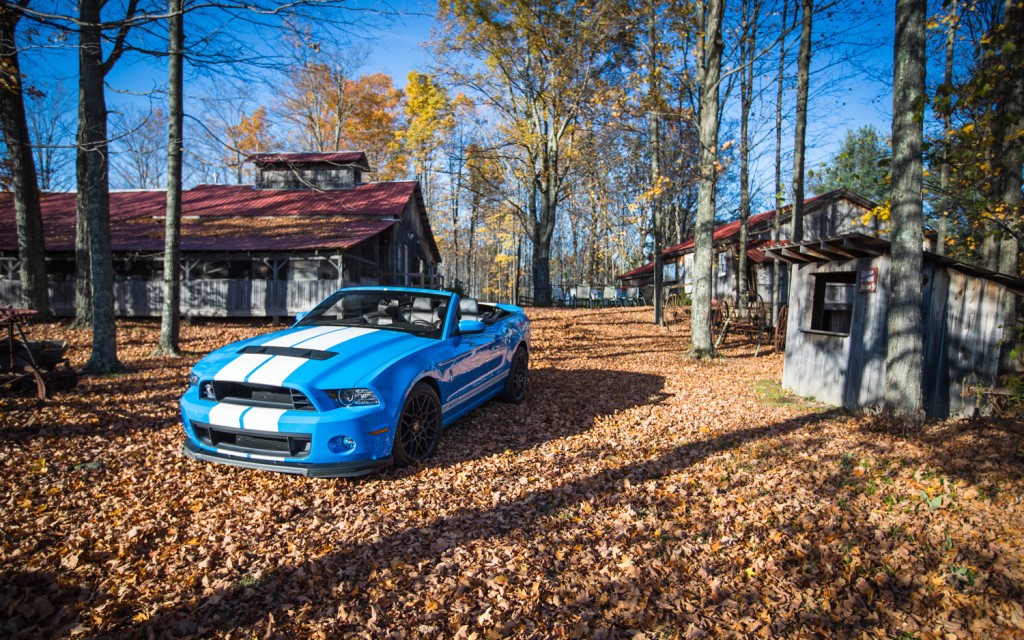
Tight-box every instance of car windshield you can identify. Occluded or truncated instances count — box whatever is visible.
[296,289,451,339]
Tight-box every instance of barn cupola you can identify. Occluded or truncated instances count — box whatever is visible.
[248,152,372,190]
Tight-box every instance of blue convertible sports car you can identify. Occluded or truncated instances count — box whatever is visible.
[181,287,530,477]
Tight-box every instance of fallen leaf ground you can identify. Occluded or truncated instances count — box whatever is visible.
[2,307,1023,639]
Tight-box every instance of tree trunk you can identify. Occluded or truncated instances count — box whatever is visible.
[73,206,92,327]
[791,0,813,244]
[157,0,183,356]
[79,0,122,373]
[690,0,726,358]
[997,0,1023,359]
[651,113,664,325]
[0,5,49,318]
[530,130,557,307]
[532,190,555,307]
[936,0,957,257]
[997,0,1022,278]
[737,0,759,306]
[884,0,926,419]
[648,3,664,325]
[772,0,789,327]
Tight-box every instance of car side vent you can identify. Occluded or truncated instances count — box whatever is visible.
[290,388,315,411]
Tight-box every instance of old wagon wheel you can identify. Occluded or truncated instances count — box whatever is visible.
[773,304,789,352]
[0,364,46,428]
[752,301,767,357]
[713,299,731,349]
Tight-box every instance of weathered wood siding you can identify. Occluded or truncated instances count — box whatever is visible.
[782,256,890,410]
[782,255,1012,419]
[255,165,357,190]
[927,268,1009,418]
[0,279,341,318]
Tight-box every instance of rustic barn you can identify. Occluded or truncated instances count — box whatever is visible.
[766,233,1024,419]
[617,189,879,305]
[0,152,442,317]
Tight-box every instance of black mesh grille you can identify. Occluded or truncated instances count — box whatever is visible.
[191,421,311,458]
[290,388,315,411]
[206,381,317,411]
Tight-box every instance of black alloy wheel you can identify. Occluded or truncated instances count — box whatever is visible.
[499,347,528,404]
[393,382,441,466]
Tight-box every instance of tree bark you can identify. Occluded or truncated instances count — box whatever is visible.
[791,0,813,244]
[79,0,125,373]
[157,0,183,356]
[737,0,759,306]
[0,3,49,318]
[690,0,726,358]
[73,204,91,327]
[772,0,789,327]
[997,0,1022,278]
[936,0,957,257]
[884,0,926,419]
[650,112,664,325]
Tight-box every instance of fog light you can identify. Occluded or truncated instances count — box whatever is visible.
[328,435,356,453]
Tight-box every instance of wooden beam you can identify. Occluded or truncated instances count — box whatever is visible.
[799,246,836,262]
[821,241,859,260]
[780,248,815,263]
[842,237,885,256]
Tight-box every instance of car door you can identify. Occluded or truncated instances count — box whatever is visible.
[438,326,499,414]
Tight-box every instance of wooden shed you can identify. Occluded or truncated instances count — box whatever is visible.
[767,233,1024,419]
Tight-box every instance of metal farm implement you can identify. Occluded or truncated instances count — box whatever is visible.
[1,308,77,428]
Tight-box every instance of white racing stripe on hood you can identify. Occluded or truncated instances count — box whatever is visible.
[245,326,379,386]
[211,327,347,383]
[241,407,286,432]
[296,326,376,350]
[263,326,342,347]
[214,353,273,382]
[208,403,247,428]
[246,356,307,386]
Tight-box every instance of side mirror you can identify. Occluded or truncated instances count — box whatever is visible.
[293,311,308,325]
[457,320,486,335]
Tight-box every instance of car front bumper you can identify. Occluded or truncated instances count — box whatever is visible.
[180,388,398,477]
[182,439,392,477]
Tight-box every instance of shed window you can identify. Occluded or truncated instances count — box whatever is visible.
[810,271,856,334]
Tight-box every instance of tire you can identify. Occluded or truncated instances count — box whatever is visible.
[392,382,441,466]
[499,347,528,404]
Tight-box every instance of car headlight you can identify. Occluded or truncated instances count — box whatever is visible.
[189,372,199,387]
[330,388,379,407]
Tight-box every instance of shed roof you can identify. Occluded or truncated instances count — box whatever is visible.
[616,189,876,281]
[247,151,370,170]
[662,189,875,259]
[0,180,438,259]
[764,233,1024,295]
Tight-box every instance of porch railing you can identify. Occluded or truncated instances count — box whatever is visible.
[0,279,347,318]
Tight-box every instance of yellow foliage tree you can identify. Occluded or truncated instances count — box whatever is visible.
[225,106,275,184]
[278,65,408,180]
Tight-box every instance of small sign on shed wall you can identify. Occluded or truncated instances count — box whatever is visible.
[859,267,879,293]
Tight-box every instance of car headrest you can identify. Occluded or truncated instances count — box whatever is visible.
[412,297,434,312]
[459,297,479,316]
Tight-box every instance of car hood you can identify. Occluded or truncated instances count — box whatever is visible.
[194,325,431,388]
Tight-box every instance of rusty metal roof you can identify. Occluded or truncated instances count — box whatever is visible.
[0,181,425,254]
[247,152,370,168]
